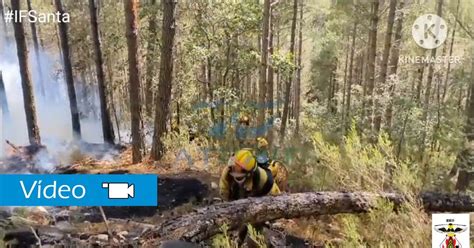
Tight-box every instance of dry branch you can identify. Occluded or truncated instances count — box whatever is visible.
[142,191,474,242]
[6,140,19,151]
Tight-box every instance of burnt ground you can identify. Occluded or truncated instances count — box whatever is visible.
[95,172,215,219]
[0,145,312,247]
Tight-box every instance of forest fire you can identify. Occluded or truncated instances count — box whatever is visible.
[1,0,474,247]
[0,139,126,174]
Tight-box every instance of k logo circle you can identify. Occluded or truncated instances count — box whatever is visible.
[412,14,448,49]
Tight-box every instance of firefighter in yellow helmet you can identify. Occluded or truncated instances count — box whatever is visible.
[235,115,252,149]
[219,149,280,201]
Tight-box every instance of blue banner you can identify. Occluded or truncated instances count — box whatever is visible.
[0,174,158,206]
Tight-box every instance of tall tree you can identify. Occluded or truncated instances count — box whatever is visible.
[11,0,41,146]
[423,0,443,120]
[275,16,281,116]
[415,60,425,104]
[89,0,115,144]
[365,0,379,132]
[151,0,177,160]
[55,0,81,140]
[419,0,443,156]
[26,0,45,97]
[441,0,460,102]
[267,3,276,144]
[0,0,8,42]
[384,0,404,130]
[0,71,9,117]
[257,0,271,136]
[341,33,350,127]
[280,0,298,138]
[267,4,275,117]
[145,0,158,117]
[466,54,474,141]
[295,0,303,134]
[345,20,357,132]
[373,0,396,133]
[124,0,145,163]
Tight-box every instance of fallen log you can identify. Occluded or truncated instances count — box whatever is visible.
[5,140,47,159]
[142,191,474,242]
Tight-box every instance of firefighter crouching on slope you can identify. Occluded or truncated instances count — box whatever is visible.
[219,149,280,201]
[219,148,280,246]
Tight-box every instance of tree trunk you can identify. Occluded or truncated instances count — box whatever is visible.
[0,0,8,42]
[465,47,474,141]
[275,19,281,117]
[142,191,474,243]
[54,0,81,140]
[276,72,280,116]
[329,66,337,114]
[365,0,379,132]
[267,5,275,118]
[345,21,357,132]
[384,0,404,131]
[358,50,365,87]
[295,0,303,135]
[373,0,396,133]
[420,0,443,156]
[251,75,256,103]
[415,61,425,104]
[266,7,275,143]
[0,71,10,117]
[11,0,41,146]
[151,0,177,160]
[26,0,45,98]
[124,0,144,163]
[89,0,115,144]
[423,0,443,121]
[106,59,121,144]
[206,55,215,122]
[341,35,350,126]
[280,0,297,138]
[54,24,63,64]
[327,72,333,112]
[257,0,271,137]
[145,0,158,117]
[441,0,460,103]
[37,24,45,49]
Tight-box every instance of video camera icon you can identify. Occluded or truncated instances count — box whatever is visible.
[102,182,135,199]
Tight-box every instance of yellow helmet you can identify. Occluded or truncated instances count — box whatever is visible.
[257,137,268,149]
[239,115,250,126]
[234,149,256,172]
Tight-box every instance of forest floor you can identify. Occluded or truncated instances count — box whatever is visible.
[0,144,323,247]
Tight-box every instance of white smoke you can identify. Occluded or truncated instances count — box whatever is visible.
[0,34,104,162]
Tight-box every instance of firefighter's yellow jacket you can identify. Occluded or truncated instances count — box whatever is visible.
[219,166,280,201]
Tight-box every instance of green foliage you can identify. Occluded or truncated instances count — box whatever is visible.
[333,200,430,247]
[247,224,267,248]
[271,50,297,77]
[212,224,267,248]
[288,123,457,246]
[339,215,362,247]
[212,224,238,248]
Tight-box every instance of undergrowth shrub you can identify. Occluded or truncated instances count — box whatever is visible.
[212,224,266,248]
[288,124,444,246]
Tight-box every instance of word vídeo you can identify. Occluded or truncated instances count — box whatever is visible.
[20,180,86,199]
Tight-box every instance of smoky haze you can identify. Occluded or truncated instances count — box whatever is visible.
[0,35,104,160]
